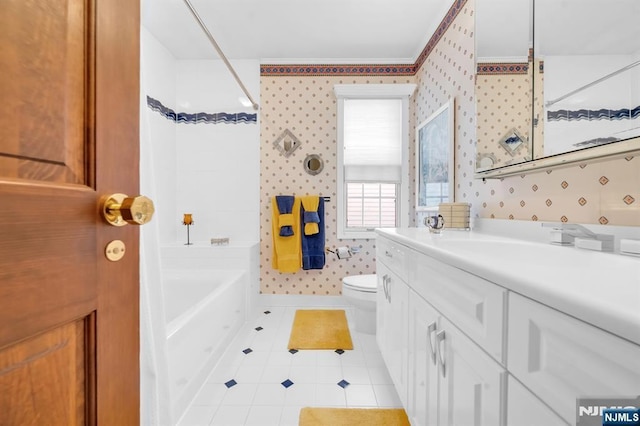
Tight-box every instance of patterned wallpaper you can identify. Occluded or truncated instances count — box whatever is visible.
[475,65,532,168]
[413,0,478,227]
[259,76,414,295]
[415,0,639,228]
[259,0,639,295]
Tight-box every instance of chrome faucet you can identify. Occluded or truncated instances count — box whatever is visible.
[542,223,614,251]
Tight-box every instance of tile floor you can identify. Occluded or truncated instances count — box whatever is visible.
[178,306,402,425]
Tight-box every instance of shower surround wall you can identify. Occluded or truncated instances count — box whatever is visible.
[141,27,260,423]
[260,0,639,295]
[175,60,260,243]
[142,27,178,245]
[142,31,260,245]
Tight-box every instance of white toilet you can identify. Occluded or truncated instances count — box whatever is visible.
[342,274,377,334]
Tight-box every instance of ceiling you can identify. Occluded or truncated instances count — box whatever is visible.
[476,0,640,59]
[141,0,455,63]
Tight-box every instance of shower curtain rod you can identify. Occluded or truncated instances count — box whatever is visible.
[546,59,640,108]
[182,0,259,111]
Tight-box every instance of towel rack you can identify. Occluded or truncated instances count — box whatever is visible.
[272,195,331,203]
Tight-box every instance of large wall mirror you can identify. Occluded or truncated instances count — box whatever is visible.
[475,0,533,171]
[475,0,640,176]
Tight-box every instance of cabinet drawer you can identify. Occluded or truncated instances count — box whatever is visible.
[377,237,408,282]
[508,293,640,425]
[410,252,506,363]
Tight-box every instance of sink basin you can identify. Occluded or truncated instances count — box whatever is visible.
[433,238,561,259]
[433,237,612,271]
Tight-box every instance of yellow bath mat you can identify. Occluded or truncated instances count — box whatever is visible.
[287,310,353,350]
[299,407,410,425]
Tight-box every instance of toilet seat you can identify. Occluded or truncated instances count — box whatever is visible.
[342,274,377,293]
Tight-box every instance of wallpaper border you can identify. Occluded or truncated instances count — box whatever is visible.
[477,63,529,75]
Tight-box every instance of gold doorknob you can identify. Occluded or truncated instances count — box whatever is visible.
[102,193,155,226]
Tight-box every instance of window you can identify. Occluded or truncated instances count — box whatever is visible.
[346,183,397,229]
[334,84,416,239]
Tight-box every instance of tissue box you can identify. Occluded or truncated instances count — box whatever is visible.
[438,202,470,229]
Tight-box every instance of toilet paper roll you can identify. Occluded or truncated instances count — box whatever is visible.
[336,247,352,259]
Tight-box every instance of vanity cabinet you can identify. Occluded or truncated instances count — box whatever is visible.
[378,236,507,425]
[376,230,640,426]
[508,293,640,424]
[408,292,504,426]
[376,241,409,407]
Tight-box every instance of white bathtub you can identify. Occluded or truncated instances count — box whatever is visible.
[164,269,244,325]
[164,269,246,420]
[160,242,259,422]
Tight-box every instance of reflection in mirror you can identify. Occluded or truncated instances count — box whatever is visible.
[534,0,640,158]
[475,0,533,171]
[303,154,324,175]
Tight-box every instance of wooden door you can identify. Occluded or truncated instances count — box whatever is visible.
[0,0,140,424]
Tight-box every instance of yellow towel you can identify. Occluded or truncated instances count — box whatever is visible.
[271,196,302,273]
[300,195,320,235]
[278,213,295,229]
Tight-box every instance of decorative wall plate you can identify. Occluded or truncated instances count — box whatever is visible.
[303,154,324,175]
[273,129,301,157]
[498,128,526,156]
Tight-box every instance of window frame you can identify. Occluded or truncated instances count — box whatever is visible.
[334,84,416,239]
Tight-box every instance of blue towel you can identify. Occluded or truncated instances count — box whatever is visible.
[275,195,295,237]
[303,210,320,225]
[301,197,325,270]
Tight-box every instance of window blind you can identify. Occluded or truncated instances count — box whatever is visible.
[343,98,403,182]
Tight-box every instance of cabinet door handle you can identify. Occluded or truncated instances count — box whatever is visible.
[436,330,446,378]
[382,274,389,301]
[386,276,392,303]
[427,322,437,365]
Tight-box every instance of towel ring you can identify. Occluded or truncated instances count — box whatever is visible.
[304,154,324,175]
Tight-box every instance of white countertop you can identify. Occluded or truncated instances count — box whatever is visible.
[377,228,640,346]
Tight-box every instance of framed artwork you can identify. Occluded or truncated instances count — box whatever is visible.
[416,98,455,211]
